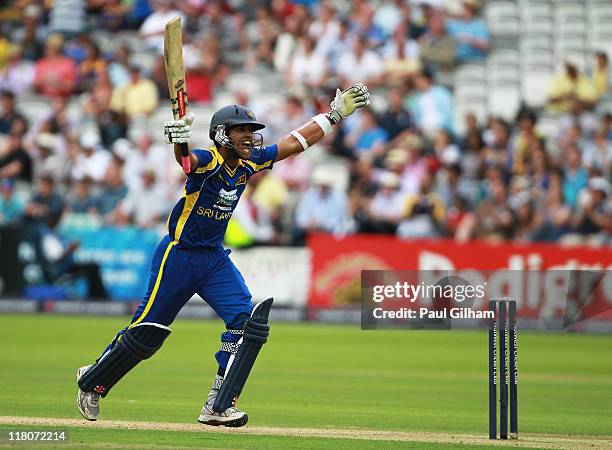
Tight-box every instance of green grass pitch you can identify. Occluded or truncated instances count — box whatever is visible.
[0,314,611,449]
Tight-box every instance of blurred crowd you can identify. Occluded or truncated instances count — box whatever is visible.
[0,0,610,251]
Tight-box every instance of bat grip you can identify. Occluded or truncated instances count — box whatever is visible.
[179,143,191,174]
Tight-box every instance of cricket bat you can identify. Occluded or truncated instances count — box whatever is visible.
[164,17,191,174]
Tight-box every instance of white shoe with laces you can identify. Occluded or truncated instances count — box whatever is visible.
[76,365,100,421]
[197,375,248,427]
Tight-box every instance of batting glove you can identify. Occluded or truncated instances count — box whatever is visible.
[328,83,371,123]
[164,113,194,144]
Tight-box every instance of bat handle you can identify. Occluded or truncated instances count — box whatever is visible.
[179,142,191,174]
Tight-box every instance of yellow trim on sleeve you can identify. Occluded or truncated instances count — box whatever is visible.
[195,146,224,173]
[244,159,272,172]
[195,151,218,173]
[129,240,177,328]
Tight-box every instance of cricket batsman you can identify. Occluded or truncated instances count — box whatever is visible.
[75,83,370,426]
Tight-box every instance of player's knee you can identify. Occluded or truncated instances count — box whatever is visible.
[119,324,171,359]
[226,310,251,332]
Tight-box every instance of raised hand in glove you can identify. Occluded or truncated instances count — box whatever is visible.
[328,83,371,123]
[163,113,194,144]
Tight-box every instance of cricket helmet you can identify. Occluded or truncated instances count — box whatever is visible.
[209,105,265,141]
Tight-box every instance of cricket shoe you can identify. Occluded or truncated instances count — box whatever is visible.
[76,365,100,421]
[198,402,248,427]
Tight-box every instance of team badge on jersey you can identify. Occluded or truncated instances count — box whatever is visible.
[213,188,238,211]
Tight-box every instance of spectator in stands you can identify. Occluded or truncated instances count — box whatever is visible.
[557,96,598,141]
[33,133,70,184]
[380,22,421,85]
[583,128,612,178]
[273,153,311,192]
[109,65,158,119]
[25,175,64,225]
[547,58,598,113]
[266,96,310,143]
[33,34,77,98]
[377,88,413,139]
[344,108,389,160]
[295,167,352,242]
[15,7,45,61]
[71,133,112,183]
[271,0,296,23]
[245,6,280,70]
[274,13,302,73]
[97,161,128,218]
[409,67,454,136]
[562,145,589,209]
[108,44,131,88]
[139,0,184,54]
[473,176,514,240]
[446,0,489,63]
[512,110,541,175]
[382,147,412,195]
[336,35,383,87]
[0,178,25,225]
[124,133,168,192]
[98,0,129,32]
[78,41,106,93]
[361,171,405,234]
[593,51,609,98]
[432,129,461,167]
[532,168,571,242]
[511,192,541,242]
[436,162,475,211]
[286,36,328,91]
[567,177,612,246]
[525,141,550,198]
[38,98,75,136]
[0,132,32,182]
[419,11,456,82]
[351,7,385,48]
[185,44,216,104]
[397,170,445,238]
[326,19,353,74]
[67,177,98,214]
[447,196,473,242]
[373,0,405,37]
[483,118,511,169]
[83,69,114,119]
[0,91,24,135]
[308,1,340,59]
[459,128,484,181]
[0,45,35,95]
[200,0,246,54]
[250,170,288,229]
[116,169,166,228]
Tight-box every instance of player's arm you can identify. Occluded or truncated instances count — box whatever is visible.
[173,143,198,168]
[276,83,371,162]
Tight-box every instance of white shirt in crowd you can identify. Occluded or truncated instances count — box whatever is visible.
[290,50,327,88]
[336,50,383,85]
[381,39,420,61]
[71,149,112,183]
[369,189,406,222]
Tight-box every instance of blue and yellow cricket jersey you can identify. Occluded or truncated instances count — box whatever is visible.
[167,145,278,249]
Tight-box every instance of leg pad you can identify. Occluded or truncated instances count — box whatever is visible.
[78,324,171,397]
[213,298,273,412]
